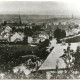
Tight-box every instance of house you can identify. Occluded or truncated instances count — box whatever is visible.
[0,26,12,41]
[66,28,80,36]
[0,36,8,42]
[72,28,80,35]
[66,29,74,36]
[61,22,66,25]
[32,31,49,44]
[28,36,33,44]
[10,32,24,42]
[3,26,12,33]
[2,32,10,40]
[53,22,59,25]
[5,26,12,32]
[0,31,11,42]
[38,32,49,42]
[32,37,40,44]
[1,26,12,36]
[17,32,24,38]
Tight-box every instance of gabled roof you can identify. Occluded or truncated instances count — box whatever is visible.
[11,32,22,38]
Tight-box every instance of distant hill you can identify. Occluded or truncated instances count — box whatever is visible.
[0,14,72,19]
[0,14,80,24]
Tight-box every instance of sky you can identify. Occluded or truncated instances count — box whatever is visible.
[0,0,80,16]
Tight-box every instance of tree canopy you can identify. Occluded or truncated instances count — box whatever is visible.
[54,28,66,43]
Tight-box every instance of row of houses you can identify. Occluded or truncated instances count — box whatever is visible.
[28,31,49,44]
[66,28,80,36]
[43,21,80,37]
[1,22,80,44]
[0,26,49,44]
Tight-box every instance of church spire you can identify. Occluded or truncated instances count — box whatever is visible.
[19,15,22,25]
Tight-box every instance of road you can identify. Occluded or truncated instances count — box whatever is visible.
[39,42,79,71]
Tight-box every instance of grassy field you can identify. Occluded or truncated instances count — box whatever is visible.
[0,44,38,54]
[65,35,80,43]
[0,44,38,71]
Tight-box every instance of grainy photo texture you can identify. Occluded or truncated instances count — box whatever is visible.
[0,0,80,79]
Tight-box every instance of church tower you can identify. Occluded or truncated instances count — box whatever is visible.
[19,15,22,25]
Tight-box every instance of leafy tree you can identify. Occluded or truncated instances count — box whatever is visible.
[23,36,28,44]
[54,27,62,39]
[74,46,80,70]
[12,27,16,32]
[61,30,66,38]
[2,21,7,26]
[54,28,66,43]
[60,44,75,74]
[36,39,50,59]
[24,27,33,36]
[32,25,42,32]
[39,39,50,49]
[54,27,62,43]
[75,25,79,28]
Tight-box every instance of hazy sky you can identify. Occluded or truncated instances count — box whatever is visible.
[0,1,80,15]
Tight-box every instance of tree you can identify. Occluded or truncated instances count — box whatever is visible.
[61,30,66,38]
[54,28,66,43]
[24,27,33,36]
[54,28,61,39]
[23,36,28,44]
[54,27,62,43]
[74,46,80,70]
[60,44,75,74]
[12,27,16,32]
[2,21,7,26]
[75,25,79,28]
[39,39,50,49]
[32,25,42,32]
[37,39,50,59]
